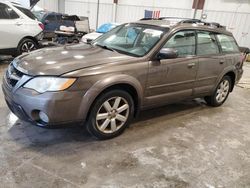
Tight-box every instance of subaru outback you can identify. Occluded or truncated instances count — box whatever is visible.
[2,19,244,139]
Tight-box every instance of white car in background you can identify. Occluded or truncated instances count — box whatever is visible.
[82,22,120,43]
[0,1,43,56]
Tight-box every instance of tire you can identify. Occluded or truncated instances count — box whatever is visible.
[205,75,232,107]
[86,90,134,140]
[17,38,38,56]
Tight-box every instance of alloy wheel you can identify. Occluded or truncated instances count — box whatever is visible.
[216,79,230,103]
[96,96,129,134]
[21,41,36,53]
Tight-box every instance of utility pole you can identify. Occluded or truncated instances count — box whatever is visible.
[96,0,100,29]
[113,0,118,22]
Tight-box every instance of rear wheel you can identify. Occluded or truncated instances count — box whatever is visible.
[17,38,38,55]
[86,90,134,140]
[205,76,232,107]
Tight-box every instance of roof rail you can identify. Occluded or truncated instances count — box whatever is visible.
[140,17,190,21]
[139,17,226,29]
[158,17,190,21]
[180,19,226,29]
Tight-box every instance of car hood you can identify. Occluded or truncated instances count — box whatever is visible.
[14,44,135,76]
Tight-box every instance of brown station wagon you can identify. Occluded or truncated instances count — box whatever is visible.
[2,19,244,139]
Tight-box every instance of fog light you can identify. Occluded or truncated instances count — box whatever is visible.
[39,111,49,123]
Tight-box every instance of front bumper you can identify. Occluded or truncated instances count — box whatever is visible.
[2,76,85,127]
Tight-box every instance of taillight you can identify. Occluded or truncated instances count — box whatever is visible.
[39,23,44,30]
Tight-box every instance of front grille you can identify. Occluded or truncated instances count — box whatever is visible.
[6,63,24,88]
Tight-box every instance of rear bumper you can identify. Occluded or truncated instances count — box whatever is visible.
[2,78,86,127]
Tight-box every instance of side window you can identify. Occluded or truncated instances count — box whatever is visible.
[14,6,36,20]
[164,30,195,57]
[0,3,19,19]
[197,31,219,55]
[216,34,239,53]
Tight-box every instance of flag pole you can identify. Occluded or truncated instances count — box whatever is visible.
[96,0,100,30]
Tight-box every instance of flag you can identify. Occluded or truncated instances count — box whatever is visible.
[144,10,160,19]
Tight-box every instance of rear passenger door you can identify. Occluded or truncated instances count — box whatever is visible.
[194,30,226,95]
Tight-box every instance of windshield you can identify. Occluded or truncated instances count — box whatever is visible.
[14,6,37,20]
[93,24,166,57]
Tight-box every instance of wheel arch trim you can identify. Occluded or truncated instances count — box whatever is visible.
[79,74,144,121]
[214,67,237,92]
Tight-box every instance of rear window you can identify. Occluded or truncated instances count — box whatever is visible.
[14,6,37,20]
[216,34,239,53]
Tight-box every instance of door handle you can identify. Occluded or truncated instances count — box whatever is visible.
[187,63,195,68]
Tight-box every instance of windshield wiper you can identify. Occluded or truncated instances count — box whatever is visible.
[96,44,116,52]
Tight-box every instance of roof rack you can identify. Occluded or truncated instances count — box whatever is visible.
[140,17,190,21]
[139,17,226,29]
[158,17,190,21]
[180,19,226,29]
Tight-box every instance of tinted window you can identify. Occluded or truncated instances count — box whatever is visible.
[164,30,196,57]
[14,6,36,20]
[197,31,220,55]
[217,34,239,53]
[0,3,19,19]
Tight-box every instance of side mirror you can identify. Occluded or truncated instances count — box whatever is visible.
[157,48,178,60]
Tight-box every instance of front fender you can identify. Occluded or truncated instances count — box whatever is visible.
[79,74,144,121]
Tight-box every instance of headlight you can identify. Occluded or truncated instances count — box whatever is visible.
[24,77,76,93]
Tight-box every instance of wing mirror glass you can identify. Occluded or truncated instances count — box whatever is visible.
[157,48,178,60]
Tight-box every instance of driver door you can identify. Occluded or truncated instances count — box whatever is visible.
[145,30,199,107]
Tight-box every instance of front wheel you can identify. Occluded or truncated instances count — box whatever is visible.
[205,75,232,107]
[86,90,134,140]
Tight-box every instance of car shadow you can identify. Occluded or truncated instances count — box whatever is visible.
[136,98,206,123]
[4,98,208,150]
